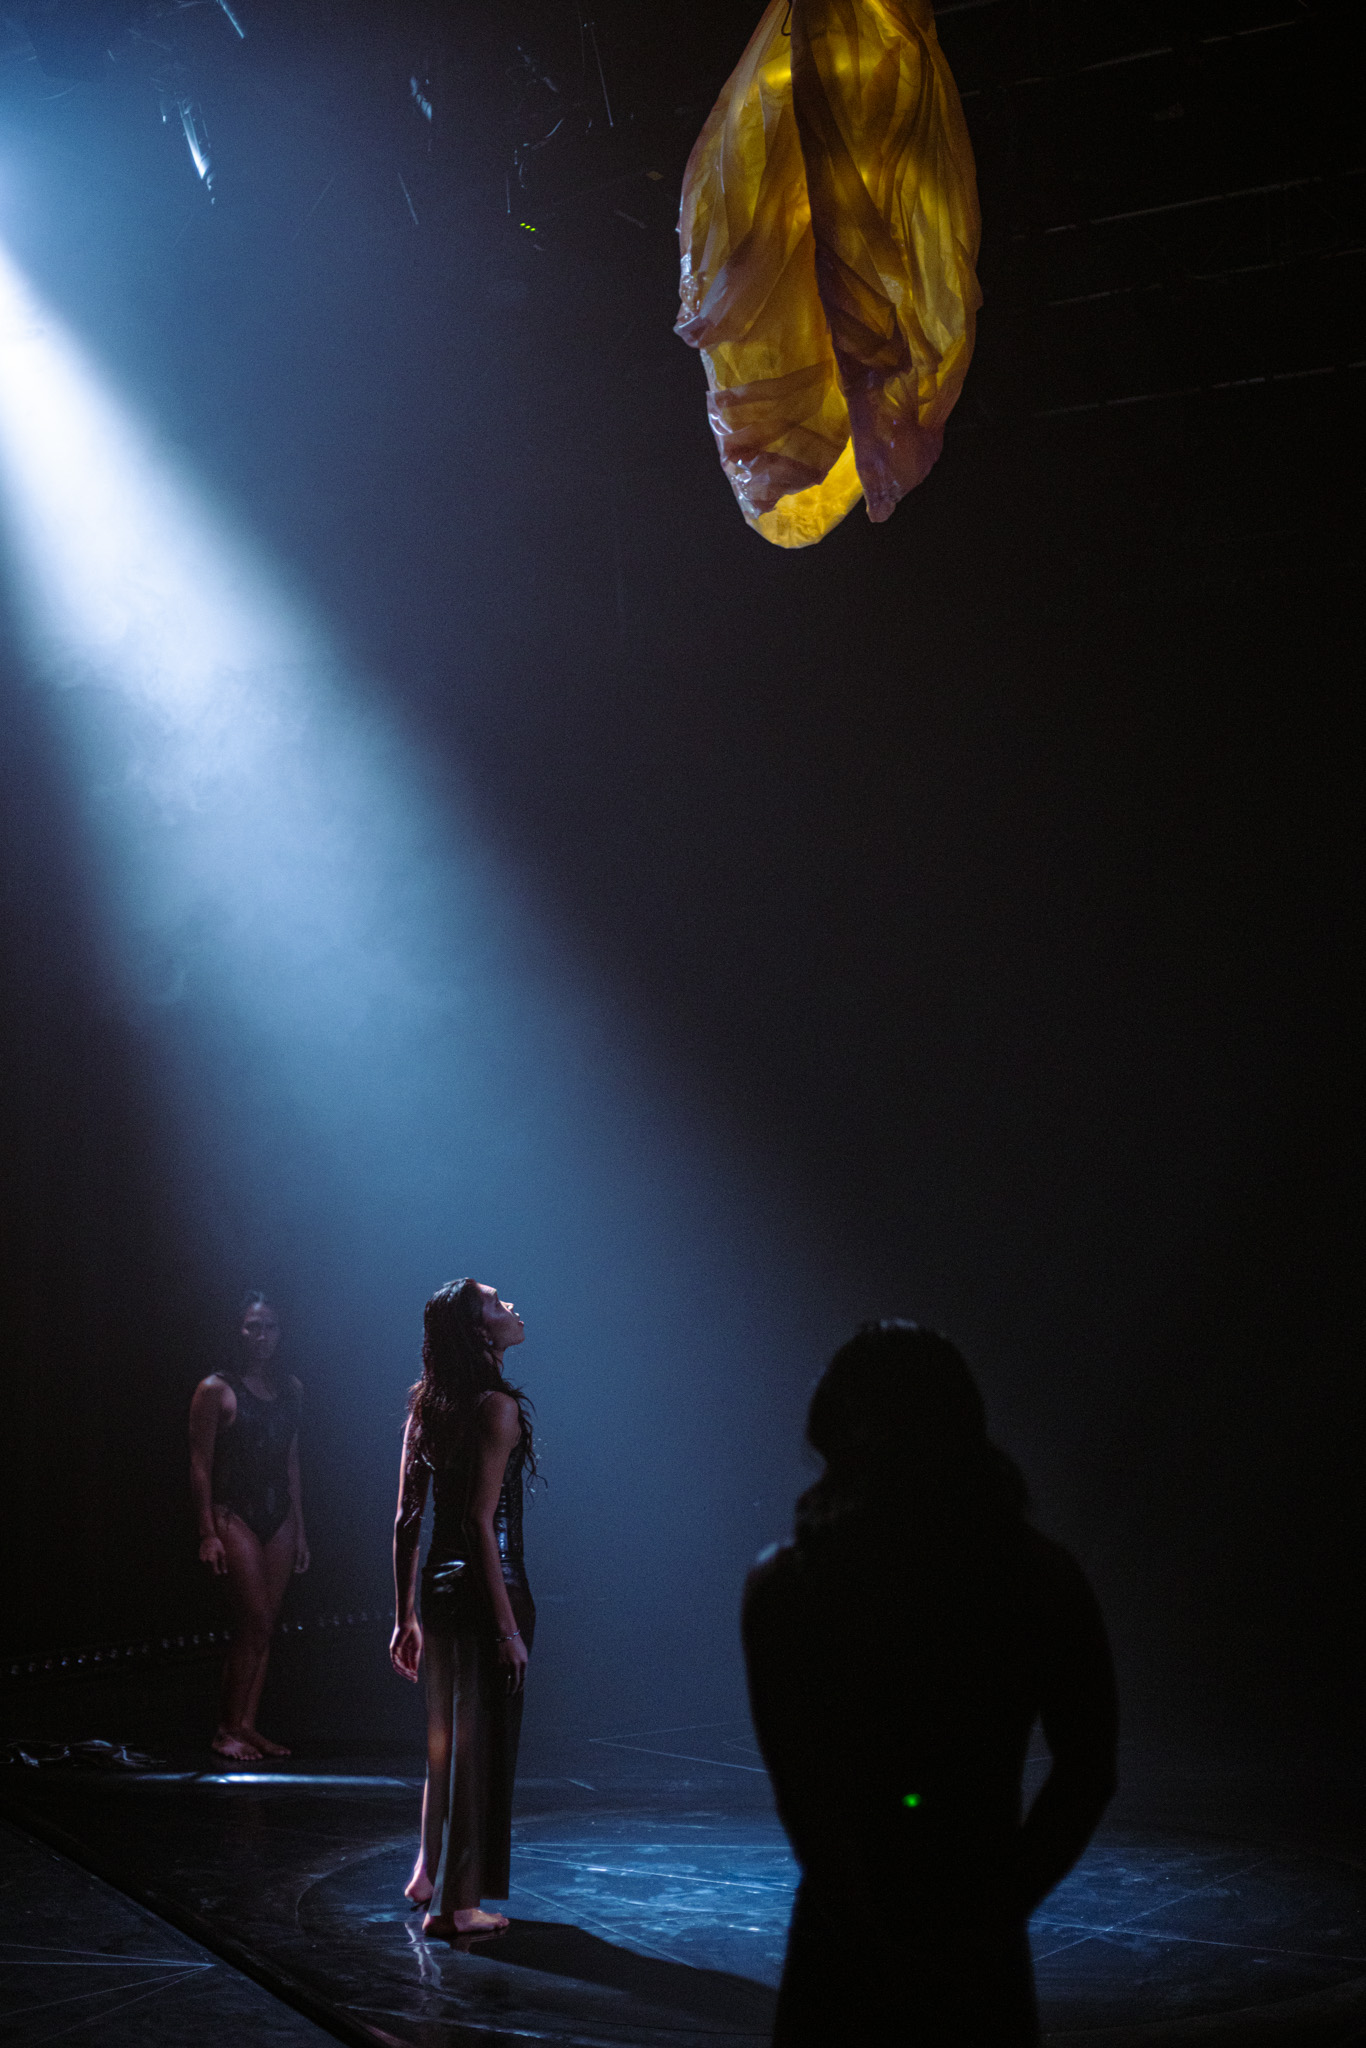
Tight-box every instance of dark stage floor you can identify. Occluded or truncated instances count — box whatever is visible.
[3,1672,1365,2046]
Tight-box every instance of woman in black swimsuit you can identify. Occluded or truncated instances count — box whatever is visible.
[390,1278,536,1938]
[189,1292,310,1762]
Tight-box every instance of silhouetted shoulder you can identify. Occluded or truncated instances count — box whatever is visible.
[744,1539,797,1599]
[742,1540,807,1652]
[1019,1528,1109,1633]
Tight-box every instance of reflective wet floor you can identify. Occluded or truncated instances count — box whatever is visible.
[0,1818,337,2047]
[345,1806,1366,2042]
[2,1725,1365,2046]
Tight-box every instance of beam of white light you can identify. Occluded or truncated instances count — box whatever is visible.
[0,233,837,1307]
[0,239,470,1082]
[0,234,610,1332]
[0,239,848,1703]
[0,236,720,1345]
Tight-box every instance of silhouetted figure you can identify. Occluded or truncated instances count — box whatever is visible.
[743,1323,1117,2046]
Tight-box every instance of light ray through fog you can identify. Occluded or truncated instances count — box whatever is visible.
[0,240,838,1707]
[0,239,451,1061]
[0,236,677,1302]
[0,233,587,1237]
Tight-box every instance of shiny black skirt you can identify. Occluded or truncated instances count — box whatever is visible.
[420,1555,530,1634]
[419,1558,536,1902]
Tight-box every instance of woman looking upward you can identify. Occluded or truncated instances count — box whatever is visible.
[390,1278,537,1938]
[188,1291,310,1762]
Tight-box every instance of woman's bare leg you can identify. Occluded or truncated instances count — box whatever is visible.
[407,1630,453,1905]
[214,1513,274,1760]
[242,1514,299,1754]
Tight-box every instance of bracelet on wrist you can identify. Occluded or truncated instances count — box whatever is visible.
[495,1628,522,1644]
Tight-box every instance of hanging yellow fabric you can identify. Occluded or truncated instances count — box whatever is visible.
[676,0,981,549]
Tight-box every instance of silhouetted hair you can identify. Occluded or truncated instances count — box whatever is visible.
[407,1278,537,1481]
[239,1290,273,1318]
[798,1320,1026,1538]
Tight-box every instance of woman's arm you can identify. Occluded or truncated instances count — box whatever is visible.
[390,1416,430,1681]
[465,1394,528,1693]
[188,1378,231,1574]
[288,1383,310,1573]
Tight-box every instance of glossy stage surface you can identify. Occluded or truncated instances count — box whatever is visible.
[3,1715,1365,2046]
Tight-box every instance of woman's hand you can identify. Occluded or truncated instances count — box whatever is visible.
[294,1532,311,1575]
[496,1629,529,1695]
[198,1533,228,1575]
[390,1617,423,1682]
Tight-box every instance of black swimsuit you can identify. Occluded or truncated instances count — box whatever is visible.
[212,1372,300,1544]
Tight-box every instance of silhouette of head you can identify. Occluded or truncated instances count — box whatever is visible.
[796,1318,1028,1540]
[808,1320,987,1479]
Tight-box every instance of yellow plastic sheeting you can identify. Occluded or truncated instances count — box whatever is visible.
[676,0,981,549]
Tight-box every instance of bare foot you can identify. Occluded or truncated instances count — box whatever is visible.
[404,1861,434,1906]
[245,1730,291,1757]
[212,1728,263,1762]
[452,1907,508,1935]
[422,1907,508,1939]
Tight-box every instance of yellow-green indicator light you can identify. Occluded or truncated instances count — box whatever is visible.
[902,1793,921,1808]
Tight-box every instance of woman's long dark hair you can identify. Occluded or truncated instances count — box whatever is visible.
[796,1320,1026,1543]
[407,1278,537,1480]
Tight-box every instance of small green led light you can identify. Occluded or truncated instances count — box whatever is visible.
[902,1793,921,1808]
[519,222,536,232]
